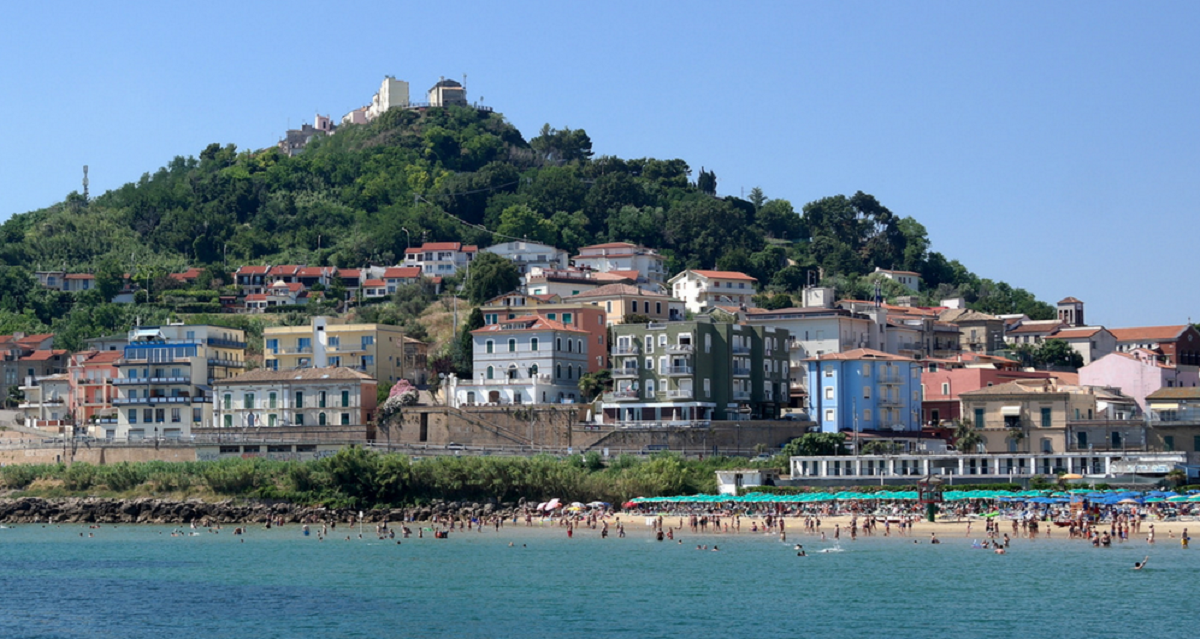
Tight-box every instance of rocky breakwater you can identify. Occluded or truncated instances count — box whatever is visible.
[0,497,528,525]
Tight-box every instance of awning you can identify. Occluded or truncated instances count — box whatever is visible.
[1150,403,1179,410]
[1000,406,1021,416]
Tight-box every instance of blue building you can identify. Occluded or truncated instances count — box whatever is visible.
[806,349,922,434]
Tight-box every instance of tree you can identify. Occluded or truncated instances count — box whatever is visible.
[696,167,717,195]
[781,432,847,457]
[755,199,804,240]
[748,186,766,212]
[1006,427,1026,453]
[578,370,612,401]
[953,419,983,453]
[0,266,35,313]
[462,252,519,304]
[1034,339,1083,370]
[496,204,556,245]
[529,124,593,163]
[94,257,125,302]
[453,308,485,377]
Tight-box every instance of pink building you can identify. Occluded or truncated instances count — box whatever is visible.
[1078,351,1200,410]
[921,364,1057,425]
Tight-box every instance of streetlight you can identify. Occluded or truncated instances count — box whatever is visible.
[401,227,411,250]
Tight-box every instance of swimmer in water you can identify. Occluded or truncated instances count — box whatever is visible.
[1134,556,1149,570]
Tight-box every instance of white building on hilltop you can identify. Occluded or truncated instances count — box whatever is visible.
[669,270,758,313]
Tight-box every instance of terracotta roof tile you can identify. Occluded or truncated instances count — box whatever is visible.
[1110,325,1189,342]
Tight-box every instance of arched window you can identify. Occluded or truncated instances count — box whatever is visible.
[530,337,539,351]
[318,412,327,426]
[508,364,518,380]
[529,364,539,377]
[486,366,494,380]
[567,366,573,380]
[556,364,562,379]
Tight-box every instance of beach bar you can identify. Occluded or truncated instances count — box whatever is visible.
[789,451,1189,482]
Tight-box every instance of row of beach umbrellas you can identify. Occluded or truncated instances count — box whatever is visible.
[626,489,1200,506]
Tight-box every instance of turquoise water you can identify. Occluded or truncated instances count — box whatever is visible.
[0,522,1195,638]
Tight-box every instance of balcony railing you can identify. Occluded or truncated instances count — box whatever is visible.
[732,367,751,377]
[113,396,204,406]
[666,343,694,354]
[614,420,711,430]
[732,391,751,401]
[279,346,313,354]
[612,368,640,379]
[207,337,247,349]
[663,389,694,399]
[732,346,751,355]
[113,376,190,385]
[612,345,640,356]
[208,358,246,368]
[662,366,693,376]
[603,390,641,402]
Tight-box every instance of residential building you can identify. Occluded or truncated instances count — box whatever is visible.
[599,318,790,426]
[297,266,338,289]
[1052,326,1117,365]
[807,349,923,435]
[263,317,428,384]
[790,450,1188,481]
[110,324,249,440]
[382,266,424,293]
[525,268,633,298]
[451,315,590,406]
[669,270,758,313]
[213,367,377,431]
[1145,387,1200,455]
[403,242,477,276]
[278,114,335,157]
[68,350,122,435]
[1004,320,1066,346]
[83,334,128,352]
[428,78,468,107]
[873,267,921,292]
[360,279,389,299]
[920,355,1059,425]
[478,301,608,372]
[168,267,204,286]
[1110,325,1200,366]
[1079,351,1199,411]
[1,333,58,391]
[572,242,667,286]
[482,241,569,277]
[235,266,270,296]
[19,373,71,431]
[367,76,410,119]
[939,308,1006,355]
[958,379,1142,455]
[564,283,684,325]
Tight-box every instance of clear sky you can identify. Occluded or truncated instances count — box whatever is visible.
[2,1,1197,327]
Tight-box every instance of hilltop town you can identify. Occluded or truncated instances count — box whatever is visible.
[1,77,1198,485]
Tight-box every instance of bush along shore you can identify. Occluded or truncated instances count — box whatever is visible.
[0,447,776,517]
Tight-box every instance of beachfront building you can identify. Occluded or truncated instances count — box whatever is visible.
[1145,387,1200,455]
[110,324,248,440]
[478,302,608,373]
[572,242,667,287]
[958,379,1143,456]
[806,349,922,435]
[18,373,71,431]
[669,270,757,314]
[481,241,569,277]
[789,450,1189,482]
[402,242,477,277]
[68,350,122,436]
[563,284,684,325]
[263,317,428,385]
[920,354,1066,426]
[597,317,790,426]
[211,367,377,432]
[450,315,590,406]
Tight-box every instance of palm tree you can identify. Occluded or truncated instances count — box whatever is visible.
[953,419,983,454]
[1006,427,1026,453]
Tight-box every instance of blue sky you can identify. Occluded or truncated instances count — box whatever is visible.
[2,1,1197,327]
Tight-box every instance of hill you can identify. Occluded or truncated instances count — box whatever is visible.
[0,105,1054,350]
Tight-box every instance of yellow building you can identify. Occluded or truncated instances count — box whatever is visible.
[564,283,685,326]
[263,317,428,385]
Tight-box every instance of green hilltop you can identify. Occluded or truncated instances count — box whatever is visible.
[0,105,1054,350]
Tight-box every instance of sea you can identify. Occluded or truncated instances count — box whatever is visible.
[0,521,1194,638]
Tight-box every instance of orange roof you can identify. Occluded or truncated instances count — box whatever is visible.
[270,282,305,293]
[75,350,124,365]
[580,242,638,250]
[338,269,362,278]
[237,265,269,275]
[810,348,914,362]
[245,294,267,301]
[1008,321,1064,334]
[21,349,66,362]
[1110,325,1189,342]
[170,267,204,281]
[16,333,54,346]
[383,266,422,279]
[418,242,462,251]
[1058,296,1083,304]
[267,265,301,276]
[404,247,423,255]
[64,273,95,280]
[566,283,667,299]
[472,315,587,334]
[1054,327,1102,340]
[688,270,757,282]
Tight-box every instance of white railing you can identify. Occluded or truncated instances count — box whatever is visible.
[662,366,693,375]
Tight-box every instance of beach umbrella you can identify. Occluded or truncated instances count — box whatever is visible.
[622,501,636,509]
[1117,498,1141,505]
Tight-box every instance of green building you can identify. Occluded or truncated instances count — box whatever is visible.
[600,317,790,426]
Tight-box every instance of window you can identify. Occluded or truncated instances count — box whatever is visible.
[862,364,871,377]
[556,364,562,379]
[974,408,985,429]
[863,409,872,422]
[341,413,350,426]
[645,379,655,398]
[193,408,202,423]
[318,413,327,426]
[223,414,233,428]
[508,338,516,352]
[563,313,572,324]
[863,386,871,400]
[645,357,653,371]
[295,414,304,426]
[224,394,232,410]
[171,408,181,423]
[645,336,653,353]
[128,409,137,424]
[941,382,949,395]
[486,340,494,354]
[341,390,350,407]
[705,335,712,353]
[295,391,304,408]
[486,366,494,380]
[1164,436,1175,451]
[606,301,612,313]
[824,366,834,378]
[361,336,374,348]
[825,409,835,422]
[269,392,277,409]
[704,378,711,397]
[319,391,327,408]
[1040,408,1052,428]
[656,302,662,315]
[363,355,374,368]
[825,387,834,400]
[244,393,255,409]
[530,338,539,352]
[266,339,279,354]
[267,414,277,427]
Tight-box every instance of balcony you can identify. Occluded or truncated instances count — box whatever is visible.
[325,344,366,354]
[279,346,313,355]
[612,368,640,379]
[612,345,640,356]
[663,389,694,400]
[666,343,694,354]
[208,358,246,368]
[662,366,693,376]
[603,390,641,402]
[113,396,201,406]
[207,337,247,349]
[732,391,751,401]
[732,346,751,355]
[732,367,751,377]
[113,376,190,385]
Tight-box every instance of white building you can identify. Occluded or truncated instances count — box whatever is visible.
[451,315,590,406]
[572,242,667,287]
[19,374,71,431]
[669,270,758,313]
[403,242,477,276]
[790,451,1189,482]
[428,78,467,107]
[366,76,410,120]
[482,241,569,278]
[874,268,921,293]
[212,367,377,430]
[110,325,248,440]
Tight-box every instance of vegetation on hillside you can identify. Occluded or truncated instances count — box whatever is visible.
[0,104,1054,353]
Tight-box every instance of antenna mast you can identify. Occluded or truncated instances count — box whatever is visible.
[82,165,89,202]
